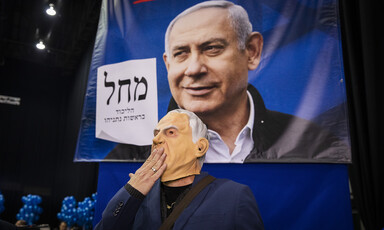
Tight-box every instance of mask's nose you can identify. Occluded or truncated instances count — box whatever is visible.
[152,132,164,148]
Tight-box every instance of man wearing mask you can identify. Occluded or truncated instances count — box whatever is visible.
[96,109,264,229]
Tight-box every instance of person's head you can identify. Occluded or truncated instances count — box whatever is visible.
[163,1,263,116]
[59,221,67,230]
[15,220,27,227]
[152,109,209,182]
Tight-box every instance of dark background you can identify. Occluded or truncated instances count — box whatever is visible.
[0,0,101,227]
[0,0,383,229]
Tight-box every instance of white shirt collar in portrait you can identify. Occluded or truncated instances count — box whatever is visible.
[205,91,255,163]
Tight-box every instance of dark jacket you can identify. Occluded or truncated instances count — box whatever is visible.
[94,172,264,230]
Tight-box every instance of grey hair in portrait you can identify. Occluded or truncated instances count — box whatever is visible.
[164,0,253,57]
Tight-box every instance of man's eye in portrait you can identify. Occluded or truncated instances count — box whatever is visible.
[173,50,189,61]
[203,45,224,56]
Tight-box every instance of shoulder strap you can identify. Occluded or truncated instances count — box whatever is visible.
[159,175,216,230]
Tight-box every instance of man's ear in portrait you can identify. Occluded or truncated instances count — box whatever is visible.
[246,32,263,70]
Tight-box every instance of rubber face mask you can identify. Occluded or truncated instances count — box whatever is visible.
[152,112,208,182]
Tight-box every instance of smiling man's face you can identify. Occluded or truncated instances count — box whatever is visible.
[163,7,250,116]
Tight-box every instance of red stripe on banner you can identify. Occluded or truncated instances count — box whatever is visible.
[133,0,155,4]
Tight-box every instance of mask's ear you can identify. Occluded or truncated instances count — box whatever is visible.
[196,137,209,158]
[246,32,263,70]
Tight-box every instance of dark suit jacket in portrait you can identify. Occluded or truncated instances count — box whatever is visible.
[94,172,264,230]
[105,84,350,163]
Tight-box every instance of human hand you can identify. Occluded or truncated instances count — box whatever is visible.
[127,148,167,195]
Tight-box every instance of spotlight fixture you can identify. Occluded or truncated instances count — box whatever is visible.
[46,4,56,16]
[36,41,46,50]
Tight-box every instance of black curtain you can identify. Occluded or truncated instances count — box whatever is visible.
[340,0,384,229]
[0,32,98,229]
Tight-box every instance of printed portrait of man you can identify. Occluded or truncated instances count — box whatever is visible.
[102,0,351,163]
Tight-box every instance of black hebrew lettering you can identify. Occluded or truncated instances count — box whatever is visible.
[116,108,134,115]
[134,76,148,101]
[103,73,149,104]
[104,71,115,105]
[118,79,131,104]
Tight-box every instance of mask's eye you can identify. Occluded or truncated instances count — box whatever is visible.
[154,130,159,137]
[165,128,178,137]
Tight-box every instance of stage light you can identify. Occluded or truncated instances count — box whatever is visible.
[36,41,46,50]
[46,4,56,16]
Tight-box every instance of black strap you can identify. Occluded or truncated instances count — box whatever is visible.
[159,175,216,230]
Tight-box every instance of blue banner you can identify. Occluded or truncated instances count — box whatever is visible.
[93,163,353,229]
[75,0,350,163]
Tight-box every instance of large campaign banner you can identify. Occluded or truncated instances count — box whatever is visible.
[74,0,351,163]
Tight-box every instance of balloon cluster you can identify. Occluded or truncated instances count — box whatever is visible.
[57,193,97,229]
[57,196,78,227]
[77,193,97,229]
[0,191,5,214]
[16,194,43,225]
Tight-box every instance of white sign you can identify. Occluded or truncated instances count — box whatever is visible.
[96,58,158,145]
